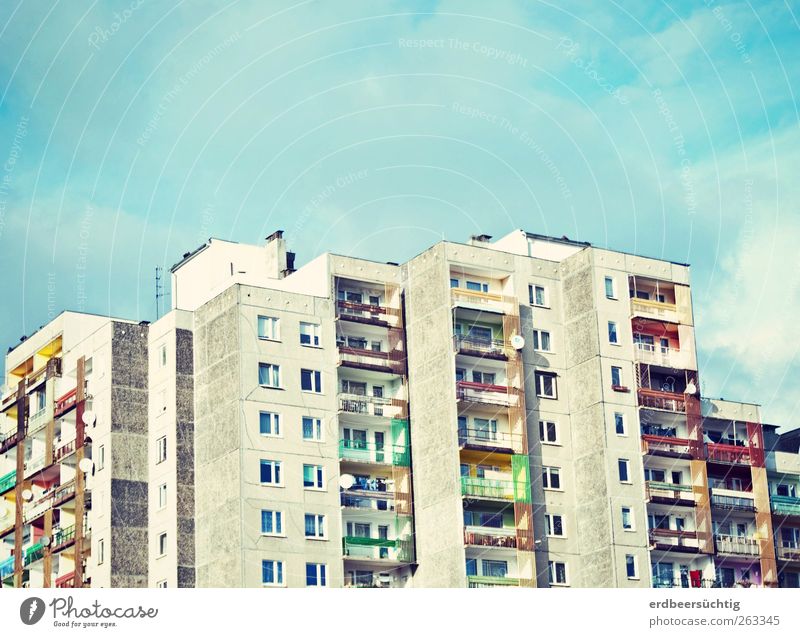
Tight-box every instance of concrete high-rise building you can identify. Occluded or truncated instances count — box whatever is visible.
[1,229,798,588]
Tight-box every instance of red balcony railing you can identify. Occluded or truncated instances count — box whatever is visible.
[336,300,400,326]
[641,434,693,457]
[53,439,77,463]
[637,388,686,413]
[464,527,517,549]
[56,571,76,588]
[337,346,405,374]
[706,443,752,466]
[54,387,78,417]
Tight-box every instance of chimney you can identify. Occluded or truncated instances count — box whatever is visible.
[468,234,492,246]
[264,230,296,279]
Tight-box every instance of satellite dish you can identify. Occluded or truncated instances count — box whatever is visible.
[510,334,525,350]
[40,535,51,547]
[685,383,697,395]
[339,474,355,490]
[22,489,33,501]
[78,458,94,473]
[82,411,96,426]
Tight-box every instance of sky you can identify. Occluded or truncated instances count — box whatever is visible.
[0,1,797,429]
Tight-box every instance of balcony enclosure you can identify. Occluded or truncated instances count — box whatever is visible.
[648,510,700,552]
[337,374,407,421]
[644,461,696,507]
[651,559,716,588]
[336,320,405,377]
[704,419,759,466]
[463,502,517,548]
[452,308,507,361]
[335,278,402,329]
[629,275,692,324]
[641,411,695,457]
[341,517,412,563]
[449,268,514,315]
[465,554,520,587]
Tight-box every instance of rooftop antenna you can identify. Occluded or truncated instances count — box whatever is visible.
[155,266,165,320]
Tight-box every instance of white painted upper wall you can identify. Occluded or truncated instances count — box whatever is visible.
[490,229,587,262]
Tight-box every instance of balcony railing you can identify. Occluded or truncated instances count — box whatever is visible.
[54,387,78,417]
[637,388,686,413]
[27,407,48,436]
[456,381,515,407]
[646,481,695,505]
[340,491,395,511]
[23,455,46,478]
[714,535,760,556]
[56,571,76,588]
[52,481,77,507]
[52,524,76,552]
[336,300,399,326]
[0,556,13,580]
[464,527,517,549]
[337,346,405,375]
[652,577,717,589]
[467,574,519,588]
[342,535,412,562]
[338,393,403,419]
[710,493,756,512]
[649,528,699,551]
[771,495,800,517]
[54,438,78,463]
[0,425,23,454]
[453,335,508,360]
[339,440,409,466]
[776,544,800,562]
[451,288,512,313]
[461,476,515,501]
[641,434,693,457]
[23,542,44,567]
[631,297,678,320]
[0,470,15,494]
[458,427,521,453]
[706,443,751,466]
[633,342,684,368]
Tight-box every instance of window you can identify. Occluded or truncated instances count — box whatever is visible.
[159,344,167,368]
[539,420,558,444]
[260,460,282,485]
[261,510,283,535]
[545,514,565,537]
[306,563,327,587]
[466,280,489,293]
[258,316,280,340]
[302,416,323,441]
[262,560,284,586]
[482,559,508,578]
[471,370,495,385]
[299,322,321,347]
[644,468,666,482]
[305,513,326,539]
[259,411,281,437]
[621,506,634,530]
[611,366,623,387]
[98,539,105,565]
[157,580,167,588]
[614,412,626,435]
[529,284,548,307]
[156,436,167,464]
[604,276,617,299]
[258,363,281,388]
[301,369,323,393]
[626,555,638,579]
[608,321,618,344]
[548,561,568,585]
[97,445,105,470]
[618,459,631,483]
[532,329,551,352]
[450,278,459,288]
[158,532,167,557]
[303,464,325,489]
[535,372,557,398]
[542,466,561,490]
[158,483,167,509]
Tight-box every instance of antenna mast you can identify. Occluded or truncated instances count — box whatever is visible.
[155,266,164,320]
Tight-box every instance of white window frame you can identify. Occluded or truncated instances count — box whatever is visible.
[261,509,284,536]
[529,284,549,308]
[301,368,323,394]
[621,506,635,531]
[303,464,325,490]
[306,563,327,588]
[156,580,167,588]
[97,444,105,470]
[548,560,569,586]
[158,483,167,510]
[258,316,280,341]
[532,329,552,352]
[158,532,167,557]
[156,436,167,464]
[542,466,561,491]
[260,459,283,486]
[259,411,282,437]
[98,538,105,565]
[535,372,558,399]
[305,513,327,540]
[614,412,626,436]
[625,554,639,580]
[545,513,565,537]
[539,420,559,445]
[608,321,619,344]
[302,416,324,441]
[604,276,617,299]
[259,363,281,388]
[159,344,167,368]
[611,365,623,387]
[262,559,285,587]
[618,459,631,484]
[299,322,321,347]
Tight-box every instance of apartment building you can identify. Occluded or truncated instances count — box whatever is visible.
[2,228,798,588]
[0,312,149,588]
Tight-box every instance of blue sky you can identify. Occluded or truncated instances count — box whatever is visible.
[0,1,798,428]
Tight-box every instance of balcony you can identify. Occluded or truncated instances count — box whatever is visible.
[336,300,399,327]
[23,455,46,479]
[771,495,800,517]
[630,297,679,322]
[52,524,76,552]
[641,434,694,458]
[714,535,760,557]
[339,440,409,466]
[342,536,411,562]
[453,335,507,361]
[652,577,717,589]
[52,481,77,508]
[0,470,15,494]
[710,492,756,513]
[776,545,800,562]
[706,443,752,466]
[649,528,700,553]
[338,393,403,419]
[23,542,44,567]
[638,388,686,413]
[456,381,514,408]
[467,575,520,588]
[338,345,405,377]
[458,427,521,454]
[56,571,76,588]
[54,386,79,417]
[0,424,22,455]
[451,288,511,314]
[341,491,396,511]
[54,438,77,463]
[464,526,517,549]
[634,342,685,369]
[646,481,695,506]
[0,556,13,580]
[461,476,515,501]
